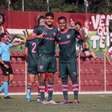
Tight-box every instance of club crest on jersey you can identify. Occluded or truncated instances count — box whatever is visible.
[53,32,56,36]
[67,34,70,39]
[39,65,44,70]
[58,37,61,40]
[43,31,47,35]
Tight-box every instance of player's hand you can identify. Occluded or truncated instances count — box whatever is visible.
[109,62,112,65]
[58,74,61,78]
[4,64,9,69]
[37,33,46,39]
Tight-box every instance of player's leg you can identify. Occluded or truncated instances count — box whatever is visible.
[46,56,56,104]
[37,54,49,103]
[0,62,13,99]
[26,74,35,101]
[60,62,69,104]
[36,75,41,102]
[68,60,79,104]
[0,63,6,92]
[3,75,9,99]
[47,73,54,102]
[26,64,37,101]
[38,73,46,103]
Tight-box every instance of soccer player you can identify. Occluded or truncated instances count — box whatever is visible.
[27,12,57,104]
[25,37,39,101]
[0,33,24,99]
[25,15,45,102]
[56,16,83,104]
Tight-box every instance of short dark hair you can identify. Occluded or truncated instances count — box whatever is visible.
[58,16,67,22]
[0,33,7,41]
[0,13,5,25]
[45,12,54,18]
[38,16,45,23]
[75,21,82,27]
[0,33,6,37]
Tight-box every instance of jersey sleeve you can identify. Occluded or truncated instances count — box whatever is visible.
[108,47,112,55]
[33,26,43,35]
[75,30,81,39]
[25,40,29,48]
[74,30,84,46]
[8,43,13,48]
[0,46,2,55]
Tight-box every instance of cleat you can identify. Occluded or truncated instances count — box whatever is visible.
[47,100,57,104]
[36,98,41,103]
[26,90,32,102]
[36,94,41,103]
[60,100,69,104]
[4,96,12,99]
[40,100,48,104]
[26,98,31,102]
[74,99,80,104]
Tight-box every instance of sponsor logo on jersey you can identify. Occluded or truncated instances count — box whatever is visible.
[39,65,44,70]
[67,34,70,39]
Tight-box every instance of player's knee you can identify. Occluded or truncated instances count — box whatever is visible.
[27,82,33,88]
[70,72,78,82]
[39,78,45,85]
[61,76,68,84]
[48,79,54,85]
[48,76,54,84]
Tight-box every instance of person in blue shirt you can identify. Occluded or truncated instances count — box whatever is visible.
[0,33,24,99]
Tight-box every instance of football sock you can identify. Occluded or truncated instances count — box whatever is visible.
[39,85,45,101]
[62,84,68,100]
[3,81,9,97]
[47,84,53,101]
[26,85,32,101]
[0,83,4,92]
[72,84,79,99]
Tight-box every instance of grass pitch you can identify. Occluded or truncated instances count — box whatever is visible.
[0,94,112,112]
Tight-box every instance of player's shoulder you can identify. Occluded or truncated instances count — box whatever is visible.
[53,26,58,30]
[66,29,76,35]
[0,42,5,46]
[34,25,44,30]
[108,47,112,52]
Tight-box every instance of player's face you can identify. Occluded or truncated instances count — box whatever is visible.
[69,18,75,27]
[58,19,67,31]
[75,24,81,31]
[39,18,45,26]
[45,16,54,26]
[2,35,9,43]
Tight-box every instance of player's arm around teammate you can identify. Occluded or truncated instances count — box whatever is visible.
[25,15,45,102]
[56,16,84,104]
[31,12,58,104]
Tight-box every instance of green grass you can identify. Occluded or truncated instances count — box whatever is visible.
[0,95,112,112]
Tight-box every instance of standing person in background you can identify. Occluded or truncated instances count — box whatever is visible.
[105,42,112,65]
[56,16,83,104]
[0,33,24,99]
[34,15,45,28]
[0,13,5,34]
[69,18,75,29]
[25,15,45,102]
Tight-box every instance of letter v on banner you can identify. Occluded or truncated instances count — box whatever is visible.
[91,14,100,30]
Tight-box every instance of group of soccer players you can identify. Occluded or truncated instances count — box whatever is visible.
[25,12,84,104]
[1,11,112,105]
